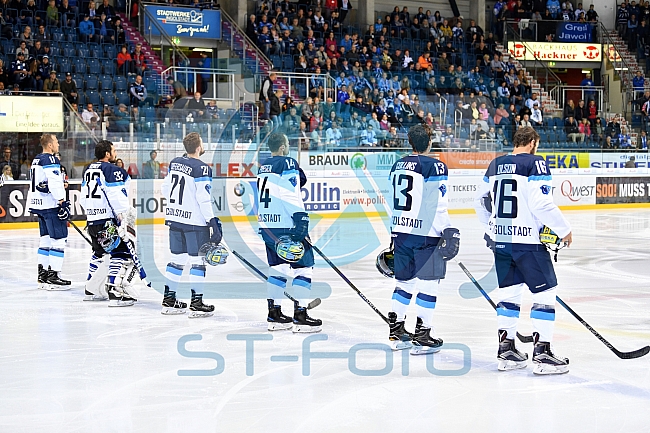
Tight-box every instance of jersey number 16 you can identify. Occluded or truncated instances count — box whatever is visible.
[492,179,518,218]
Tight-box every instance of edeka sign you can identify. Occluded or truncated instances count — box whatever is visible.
[144,6,221,39]
[556,22,594,42]
[596,177,650,204]
[537,153,590,169]
[507,41,601,62]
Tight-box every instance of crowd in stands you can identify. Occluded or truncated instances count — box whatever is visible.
[245,1,639,150]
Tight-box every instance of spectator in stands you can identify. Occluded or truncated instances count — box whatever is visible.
[79,14,95,43]
[592,117,604,145]
[565,116,583,143]
[587,4,599,21]
[98,13,111,44]
[142,150,160,179]
[574,99,587,122]
[11,52,28,89]
[639,129,648,149]
[15,41,29,58]
[43,70,60,94]
[530,102,543,126]
[97,0,115,19]
[85,0,99,25]
[634,70,645,98]
[59,0,75,28]
[35,24,48,43]
[164,76,186,104]
[579,118,591,139]
[46,0,58,27]
[268,89,282,129]
[60,72,78,103]
[117,45,132,76]
[339,0,352,23]
[0,146,20,180]
[360,124,377,146]
[326,121,342,146]
[82,103,97,126]
[310,123,325,149]
[128,75,147,107]
[19,26,33,47]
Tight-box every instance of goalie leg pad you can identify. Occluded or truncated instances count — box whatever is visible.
[85,254,109,300]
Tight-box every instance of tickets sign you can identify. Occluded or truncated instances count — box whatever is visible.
[507,41,602,62]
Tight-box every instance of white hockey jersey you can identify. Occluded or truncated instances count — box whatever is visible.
[80,161,131,225]
[256,155,306,230]
[475,153,571,248]
[27,153,66,213]
[161,156,214,229]
[388,154,452,238]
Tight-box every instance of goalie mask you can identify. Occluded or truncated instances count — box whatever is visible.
[276,235,305,263]
[98,221,120,253]
[199,242,229,266]
[376,247,395,278]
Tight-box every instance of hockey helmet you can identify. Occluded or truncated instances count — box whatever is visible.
[98,221,120,253]
[199,242,229,266]
[275,235,305,263]
[376,247,395,278]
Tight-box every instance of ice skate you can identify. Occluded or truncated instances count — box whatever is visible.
[292,302,322,333]
[410,317,443,355]
[37,264,50,290]
[188,290,214,318]
[532,333,569,375]
[83,289,108,301]
[497,330,528,371]
[388,312,412,350]
[267,299,293,331]
[44,269,71,291]
[161,286,187,315]
[107,283,136,307]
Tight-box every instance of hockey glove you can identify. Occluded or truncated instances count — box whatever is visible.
[437,227,460,261]
[484,233,495,251]
[57,200,70,220]
[289,212,309,242]
[208,217,223,245]
[35,180,50,193]
[117,207,137,243]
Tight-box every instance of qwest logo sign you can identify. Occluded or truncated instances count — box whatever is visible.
[301,182,340,211]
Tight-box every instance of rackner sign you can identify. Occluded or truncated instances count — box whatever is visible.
[507,42,602,62]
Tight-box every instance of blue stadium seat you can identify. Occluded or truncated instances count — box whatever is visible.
[270,55,282,69]
[86,90,101,107]
[115,90,129,106]
[57,58,71,73]
[102,44,116,59]
[100,90,116,106]
[72,73,84,90]
[114,76,127,92]
[62,42,75,57]
[85,74,98,90]
[88,58,101,74]
[73,58,87,74]
[88,42,101,58]
[102,60,115,75]
[77,45,90,58]
[99,74,113,91]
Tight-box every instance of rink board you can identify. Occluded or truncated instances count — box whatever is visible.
[4,172,650,228]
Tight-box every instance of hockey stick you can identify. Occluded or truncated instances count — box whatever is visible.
[555,296,650,359]
[308,240,389,324]
[227,247,321,309]
[69,220,92,246]
[457,261,534,343]
[95,178,152,288]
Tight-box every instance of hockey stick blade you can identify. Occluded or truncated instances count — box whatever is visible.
[229,248,322,308]
[556,296,650,359]
[457,261,534,344]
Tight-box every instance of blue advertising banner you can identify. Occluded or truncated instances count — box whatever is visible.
[556,22,594,42]
[144,5,221,39]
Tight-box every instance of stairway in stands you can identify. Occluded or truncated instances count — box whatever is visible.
[221,19,296,102]
[118,13,166,75]
[496,42,562,117]
[604,30,641,88]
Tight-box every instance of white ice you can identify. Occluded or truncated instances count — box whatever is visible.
[1,209,650,433]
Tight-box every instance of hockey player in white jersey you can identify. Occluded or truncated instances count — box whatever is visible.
[257,132,321,332]
[80,140,138,306]
[27,134,71,290]
[160,132,223,318]
[475,126,573,375]
[382,124,460,354]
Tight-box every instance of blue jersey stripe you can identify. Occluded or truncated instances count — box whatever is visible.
[105,181,126,187]
[43,164,60,169]
[194,176,211,183]
[528,175,552,182]
[424,175,448,182]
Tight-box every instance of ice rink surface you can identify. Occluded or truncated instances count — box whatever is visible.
[1,209,650,433]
